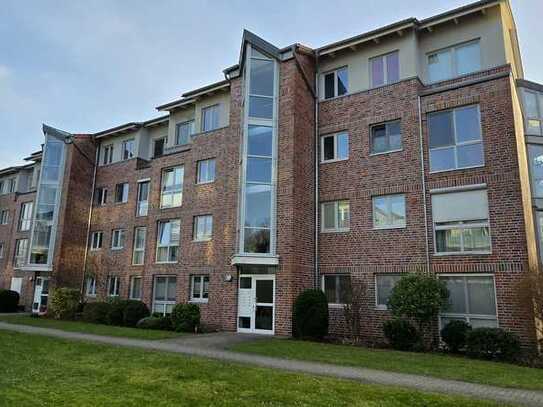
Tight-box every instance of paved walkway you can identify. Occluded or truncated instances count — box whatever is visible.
[1,322,542,406]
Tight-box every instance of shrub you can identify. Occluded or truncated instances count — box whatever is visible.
[0,290,20,313]
[106,299,128,326]
[123,300,150,327]
[466,328,521,362]
[49,288,80,320]
[388,274,449,333]
[137,315,172,330]
[383,319,421,351]
[292,289,329,340]
[441,320,472,353]
[82,302,110,324]
[171,303,200,332]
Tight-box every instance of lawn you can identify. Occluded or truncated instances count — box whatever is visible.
[0,331,509,407]
[230,338,543,392]
[0,314,182,340]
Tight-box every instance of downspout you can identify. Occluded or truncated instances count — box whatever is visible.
[314,52,320,288]
[417,95,431,274]
[80,139,99,296]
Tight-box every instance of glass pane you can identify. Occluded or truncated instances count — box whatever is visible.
[256,279,273,303]
[255,306,273,330]
[371,57,384,87]
[467,277,496,316]
[154,277,166,301]
[248,125,273,157]
[529,145,543,197]
[428,50,452,82]
[247,157,272,183]
[436,229,462,253]
[337,133,349,159]
[323,202,336,230]
[462,227,491,252]
[442,277,467,313]
[250,59,274,96]
[240,277,252,289]
[249,96,273,119]
[193,277,201,298]
[167,278,177,301]
[430,147,455,172]
[44,142,62,166]
[337,68,348,96]
[525,91,539,117]
[324,73,334,99]
[457,143,484,168]
[386,52,399,83]
[239,316,251,329]
[324,275,337,303]
[323,136,335,161]
[337,201,350,229]
[373,197,388,227]
[245,184,271,227]
[203,277,209,298]
[371,125,387,154]
[455,106,481,143]
[429,111,454,148]
[390,195,406,226]
[244,228,270,253]
[469,318,498,329]
[377,275,401,306]
[387,122,401,149]
[456,42,481,76]
[338,276,351,303]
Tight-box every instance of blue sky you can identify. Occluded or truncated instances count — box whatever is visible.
[1,0,541,167]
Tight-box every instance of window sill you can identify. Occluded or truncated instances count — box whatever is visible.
[131,263,145,267]
[433,251,492,256]
[160,205,183,210]
[320,158,349,165]
[196,181,215,185]
[372,225,406,231]
[429,164,485,175]
[328,303,345,309]
[193,238,212,243]
[189,299,209,304]
[111,248,124,251]
[155,261,178,265]
[321,228,350,234]
[369,149,403,157]
[90,248,102,252]
[375,305,389,311]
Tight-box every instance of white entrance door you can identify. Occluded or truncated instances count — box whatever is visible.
[237,275,275,335]
[32,277,49,314]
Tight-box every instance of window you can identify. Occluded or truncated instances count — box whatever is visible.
[249,52,275,119]
[428,105,484,172]
[129,276,142,300]
[115,183,129,203]
[197,159,216,184]
[432,188,491,254]
[191,275,209,302]
[153,137,166,158]
[439,275,497,329]
[321,201,350,232]
[428,41,481,82]
[102,144,113,165]
[135,181,149,217]
[86,276,96,297]
[90,231,103,250]
[0,181,3,194]
[107,276,120,297]
[122,139,135,160]
[111,229,126,250]
[175,121,194,145]
[132,227,146,265]
[373,194,406,229]
[370,51,399,87]
[321,132,349,163]
[156,219,180,263]
[0,242,3,258]
[95,187,108,206]
[371,121,402,155]
[523,90,543,136]
[322,275,351,305]
[19,202,33,231]
[153,276,177,315]
[8,178,16,193]
[323,67,348,100]
[202,104,220,132]
[529,145,543,198]
[193,215,213,241]
[160,166,184,208]
[13,239,28,267]
[0,210,9,225]
[375,274,401,309]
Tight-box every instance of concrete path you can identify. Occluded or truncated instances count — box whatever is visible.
[1,322,542,406]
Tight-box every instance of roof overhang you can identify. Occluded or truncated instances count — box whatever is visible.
[517,79,543,93]
[418,0,500,30]
[93,122,141,139]
[156,80,230,112]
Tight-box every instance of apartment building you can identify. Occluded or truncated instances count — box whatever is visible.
[0,0,539,347]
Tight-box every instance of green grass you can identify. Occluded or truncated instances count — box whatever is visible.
[0,331,508,406]
[0,314,182,340]
[230,339,543,392]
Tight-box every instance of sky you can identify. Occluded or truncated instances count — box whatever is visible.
[1,0,542,167]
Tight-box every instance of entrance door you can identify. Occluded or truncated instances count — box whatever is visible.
[237,275,275,334]
[32,277,49,314]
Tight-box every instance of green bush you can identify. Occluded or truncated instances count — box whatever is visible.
[383,319,421,351]
[106,299,128,326]
[137,315,173,330]
[0,290,20,313]
[82,302,111,324]
[49,288,81,320]
[292,289,329,340]
[465,328,521,362]
[123,300,150,327]
[440,320,471,353]
[171,303,200,332]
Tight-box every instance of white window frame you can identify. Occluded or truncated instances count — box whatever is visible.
[115,183,129,203]
[428,105,484,174]
[374,274,402,310]
[0,209,9,225]
[122,139,135,160]
[136,180,149,217]
[152,275,177,315]
[90,231,103,251]
[96,187,108,206]
[86,276,97,297]
[369,50,400,88]
[175,120,195,145]
[201,104,221,132]
[193,215,213,242]
[129,276,142,300]
[523,89,543,136]
[107,276,120,297]
[434,220,492,256]
[132,226,146,266]
[190,275,209,303]
[0,242,4,258]
[370,121,402,156]
[196,159,216,184]
[18,201,33,231]
[427,40,481,83]
[160,166,184,209]
[320,132,349,163]
[13,239,29,268]
[156,219,180,264]
[102,144,114,165]
[321,274,350,307]
[321,201,350,233]
[372,194,406,230]
[321,66,348,100]
[438,273,499,329]
[111,229,126,250]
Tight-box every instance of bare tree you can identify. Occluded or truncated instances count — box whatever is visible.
[516,269,543,351]
[343,278,366,345]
